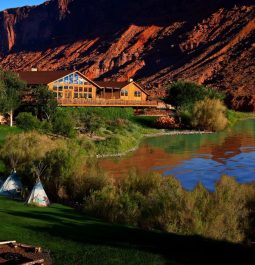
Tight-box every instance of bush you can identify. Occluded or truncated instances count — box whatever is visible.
[79,112,102,136]
[165,81,225,110]
[155,116,179,129]
[52,110,76,138]
[16,112,41,131]
[83,172,255,243]
[191,98,228,131]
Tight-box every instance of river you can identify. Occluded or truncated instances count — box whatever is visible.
[99,119,255,191]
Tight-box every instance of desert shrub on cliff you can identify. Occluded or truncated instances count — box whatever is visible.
[191,98,228,131]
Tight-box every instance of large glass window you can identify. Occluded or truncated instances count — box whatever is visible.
[55,73,88,85]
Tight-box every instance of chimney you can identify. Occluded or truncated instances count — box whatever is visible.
[129,78,134,83]
[31,68,38,72]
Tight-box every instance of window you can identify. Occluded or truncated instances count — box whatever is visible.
[58,86,63,91]
[64,86,68,89]
[58,92,63,98]
[88,87,92,93]
[56,73,88,85]
[74,87,78,92]
[74,93,79,98]
[79,87,83,92]
[53,86,58,91]
[134,91,141,97]
[121,90,128,97]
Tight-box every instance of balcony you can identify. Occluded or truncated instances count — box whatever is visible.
[57,98,158,107]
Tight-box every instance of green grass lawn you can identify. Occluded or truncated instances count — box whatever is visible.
[0,197,254,265]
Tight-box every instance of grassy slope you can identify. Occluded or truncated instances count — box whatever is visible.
[0,197,254,265]
[0,125,21,144]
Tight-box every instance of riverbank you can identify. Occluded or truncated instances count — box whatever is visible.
[96,129,213,158]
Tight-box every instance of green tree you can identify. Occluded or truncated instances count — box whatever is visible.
[31,85,58,121]
[0,70,27,127]
[52,110,76,138]
[165,81,224,110]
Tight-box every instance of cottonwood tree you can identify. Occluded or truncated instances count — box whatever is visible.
[0,70,26,127]
[31,85,58,121]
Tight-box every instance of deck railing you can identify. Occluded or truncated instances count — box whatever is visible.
[57,98,158,107]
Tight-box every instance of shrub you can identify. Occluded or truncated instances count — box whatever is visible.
[16,112,41,131]
[52,110,76,138]
[206,176,248,242]
[165,81,224,110]
[79,112,102,136]
[42,142,86,200]
[191,98,228,131]
[155,116,179,129]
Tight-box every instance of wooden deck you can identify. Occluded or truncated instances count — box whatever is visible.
[57,98,158,107]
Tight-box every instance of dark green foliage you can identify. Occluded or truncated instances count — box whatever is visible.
[52,110,76,138]
[79,112,103,136]
[16,112,41,131]
[30,85,58,120]
[0,70,27,126]
[166,81,225,110]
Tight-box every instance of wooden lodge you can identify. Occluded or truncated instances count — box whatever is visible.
[18,70,157,107]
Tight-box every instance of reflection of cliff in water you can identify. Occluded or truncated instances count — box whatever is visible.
[99,120,255,177]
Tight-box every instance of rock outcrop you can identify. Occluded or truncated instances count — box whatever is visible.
[0,0,254,110]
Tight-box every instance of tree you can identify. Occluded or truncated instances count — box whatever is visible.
[31,85,58,121]
[52,110,76,138]
[165,81,225,110]
[0,70,27,127]
[191,98,228,131]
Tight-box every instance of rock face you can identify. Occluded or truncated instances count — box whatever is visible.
[0,0,254,110]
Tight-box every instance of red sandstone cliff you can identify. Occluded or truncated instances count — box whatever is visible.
[0,0,254,110]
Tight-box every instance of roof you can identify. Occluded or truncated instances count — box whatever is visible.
[95,81,130,89]
[16,70,150,95]
[95,81,149,95]
[17,70,74,85]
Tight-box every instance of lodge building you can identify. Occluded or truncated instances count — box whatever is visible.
[18,70,157,107]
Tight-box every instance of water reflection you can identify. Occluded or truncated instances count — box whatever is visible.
[100,120,255,191]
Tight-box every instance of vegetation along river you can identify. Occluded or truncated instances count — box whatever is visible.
[99,119,255,191]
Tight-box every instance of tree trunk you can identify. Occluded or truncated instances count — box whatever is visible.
[9,110,13,127]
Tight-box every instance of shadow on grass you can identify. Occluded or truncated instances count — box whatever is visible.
[4,208,255,265]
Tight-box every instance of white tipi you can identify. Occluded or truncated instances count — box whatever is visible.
[0,170,22,198]
[27,179,50,207]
